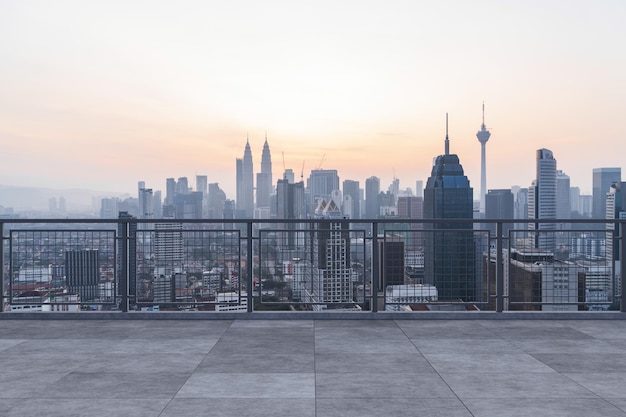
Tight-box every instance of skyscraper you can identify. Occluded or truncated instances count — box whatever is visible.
[196,175,208,218]
[256,136,273,210]
[528,148,557,251]
[236,138,254,218]
[423,115,475,301]
[276,179,307,249]
[138,182,154,221]
[397,196,424,248]
[593,168,621,219]
[556,170,571,220]
[476,103,491,214]
[65,249,99,302]
[365,176,380,218]
[307,169,340,213]
[342,179,360,219]
[485,189,514,237]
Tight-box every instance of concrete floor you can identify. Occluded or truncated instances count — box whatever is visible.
[2,318,626,416]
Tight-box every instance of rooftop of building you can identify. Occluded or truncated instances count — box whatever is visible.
[2,315,626,416]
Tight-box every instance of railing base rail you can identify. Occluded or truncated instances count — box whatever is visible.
[2,311,626,320]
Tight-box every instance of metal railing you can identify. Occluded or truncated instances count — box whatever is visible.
[1,218,625,314]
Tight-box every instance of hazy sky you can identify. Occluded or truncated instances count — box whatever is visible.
[1,0,625,200]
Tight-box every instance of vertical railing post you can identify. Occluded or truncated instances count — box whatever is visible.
[119,217,129,313]
[247,221,253,313]
[496,221,504,313]
[613,220,626,313]
[371,221,379,313]
[0,222,4,313]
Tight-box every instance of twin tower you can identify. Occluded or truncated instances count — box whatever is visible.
[236,135,273,218]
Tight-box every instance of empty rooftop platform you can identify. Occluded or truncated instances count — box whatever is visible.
[2,317,626,416]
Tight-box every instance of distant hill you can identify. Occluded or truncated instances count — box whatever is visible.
[0,185,129,212]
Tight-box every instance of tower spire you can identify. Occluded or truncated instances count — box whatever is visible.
[482,101,486,129]
[445,113,450,156]
[476,103,492,214]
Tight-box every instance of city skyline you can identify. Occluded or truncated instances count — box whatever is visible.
[1,1,625,199]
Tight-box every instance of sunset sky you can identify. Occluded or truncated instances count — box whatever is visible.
[1,0,625,201]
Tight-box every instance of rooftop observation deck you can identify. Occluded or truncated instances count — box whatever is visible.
[2,316,626,416]
[2,218,626,415]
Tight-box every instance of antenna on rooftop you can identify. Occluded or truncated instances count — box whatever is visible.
[445,113,450,156]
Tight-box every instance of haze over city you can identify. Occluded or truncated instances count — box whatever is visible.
[1,0,625,200]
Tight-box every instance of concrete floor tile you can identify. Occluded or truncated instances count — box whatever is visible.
[78,352,206,373]
[0,351,94,373]
[565,373,626,398]
[0,340,26,352]
[176,372,315,398]
[210,328,314,354]
[463,398,626,417]
[316,372,456,399]
[484,324,592,340]
[0,398,169,417]
[161,398,316,417]
[315,327,417,354]
[316,398,473,417]
[315,353,435,373]
[228,319,314,328]
[533,353,626,373]
[45,371,191,399]
[424,353,554,373]
[197,353,314,372]
[396,321,498,339]
[440,372,597,399]
[511,338,626,354]
[607,399,626,413]
[411,337,522,354]
[0,372,68,398]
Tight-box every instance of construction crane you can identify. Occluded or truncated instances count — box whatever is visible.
[315,154,326,170]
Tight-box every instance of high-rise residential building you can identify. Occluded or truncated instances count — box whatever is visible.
[485,189,514,237]
[593,168,621,219]
[606,182,626,297]
[117,211,137,303]
[476,103,491,214]
[65,249,99,302]
[154,222,184,276]
[236,138,254,218]
[528,148,557,251]
[256,136,273,211]
[365,176,380,218]
[423,115,475,301]
[342,180,360,219]
[312,220,353,308]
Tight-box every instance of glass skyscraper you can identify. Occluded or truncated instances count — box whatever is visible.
[423,118,475,301]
